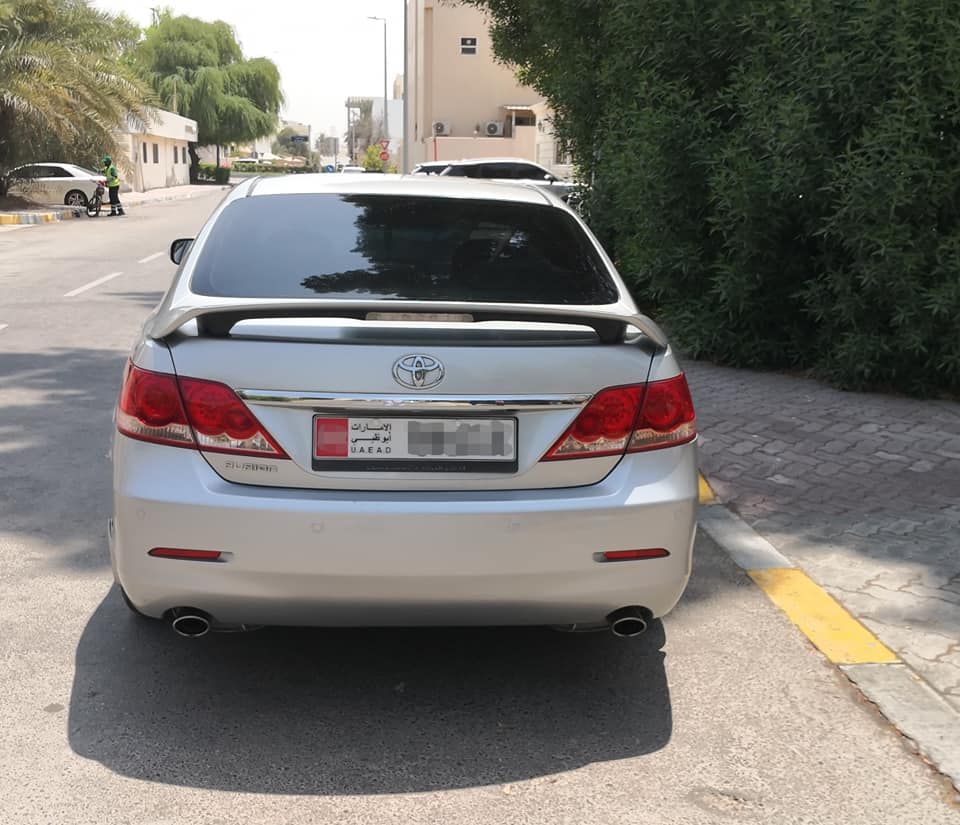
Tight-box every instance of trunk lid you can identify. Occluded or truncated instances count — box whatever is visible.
[166,319,655,491]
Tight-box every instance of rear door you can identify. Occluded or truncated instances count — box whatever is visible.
[165,192,654,491]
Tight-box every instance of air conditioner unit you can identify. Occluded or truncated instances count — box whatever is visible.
[485,120,505,137]
[432,121,452,136]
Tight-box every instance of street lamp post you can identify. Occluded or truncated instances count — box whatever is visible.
[368,16,388,147]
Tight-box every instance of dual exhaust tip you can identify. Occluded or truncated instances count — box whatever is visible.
[166,606,649,639]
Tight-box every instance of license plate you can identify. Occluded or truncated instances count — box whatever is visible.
[312,416,517,472]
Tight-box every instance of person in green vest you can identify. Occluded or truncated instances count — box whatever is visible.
[101,155,124,216]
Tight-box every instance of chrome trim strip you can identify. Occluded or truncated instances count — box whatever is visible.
[236,390,591,412]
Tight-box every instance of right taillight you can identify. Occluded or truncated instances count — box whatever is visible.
[627,374,697,453]
[116,363,288,458]
[542,374,696,461]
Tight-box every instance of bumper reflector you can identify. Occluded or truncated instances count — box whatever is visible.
[597,548,669,562]
[148,547,223,562]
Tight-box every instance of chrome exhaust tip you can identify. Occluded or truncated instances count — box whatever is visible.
[607,606,649,638]
[169,609,212,638]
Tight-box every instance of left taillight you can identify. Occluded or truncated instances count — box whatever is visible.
[116,363,288,458]
[116,362,195,448]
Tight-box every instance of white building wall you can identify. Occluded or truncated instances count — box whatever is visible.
[122,109,198,192]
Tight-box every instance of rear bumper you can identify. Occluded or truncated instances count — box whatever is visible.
[111,436,698,626]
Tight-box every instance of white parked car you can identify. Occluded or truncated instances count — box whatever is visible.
[6,162,106,207]
[439,157,576,199]
[110,175,697,639]
[340,165,366,173]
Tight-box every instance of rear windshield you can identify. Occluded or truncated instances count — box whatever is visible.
[189,194,618,304]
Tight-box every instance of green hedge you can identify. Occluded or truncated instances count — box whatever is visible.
[229,163,318,174]
[472,0,960,395]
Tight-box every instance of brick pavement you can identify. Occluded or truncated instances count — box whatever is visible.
[686,360,960,710]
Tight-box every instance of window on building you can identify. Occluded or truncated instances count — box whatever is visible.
[460,36,477,55]
[142,142,147,163]
[173,146,178,164]
[153,143,159,164]
[183,147,188,164]
[513,114,536,127]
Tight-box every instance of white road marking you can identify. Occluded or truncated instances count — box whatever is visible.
[137,251,163,264]
[64,271,124,297]
[0,323,8,333]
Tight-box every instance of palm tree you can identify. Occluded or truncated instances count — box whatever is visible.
[0,0,151,193]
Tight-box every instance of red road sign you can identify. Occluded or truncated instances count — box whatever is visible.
[379,151,390,161]
[379,139,390,150]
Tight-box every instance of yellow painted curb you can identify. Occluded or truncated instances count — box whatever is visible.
[698,473,715,504]
[748,568,899,665]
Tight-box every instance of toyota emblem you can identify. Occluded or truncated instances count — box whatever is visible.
[392,354,444,389]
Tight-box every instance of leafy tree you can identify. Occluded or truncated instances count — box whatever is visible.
[467,0,960,395]
[272,126,309,158]
[0,0,151,194]
[133,12,282,179]
[361,144,386,172]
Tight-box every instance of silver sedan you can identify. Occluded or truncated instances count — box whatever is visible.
[110,175,698,638]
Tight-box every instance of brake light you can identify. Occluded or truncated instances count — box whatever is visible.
[542,374,696,460]
[116,363,288,458]
[628,374,696,453]
[117,362,194,447]
[179,377,287,457]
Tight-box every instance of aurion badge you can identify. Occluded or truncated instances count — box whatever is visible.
[392,354,444,389]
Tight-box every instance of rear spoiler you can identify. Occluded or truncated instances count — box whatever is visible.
[145,299,669,348]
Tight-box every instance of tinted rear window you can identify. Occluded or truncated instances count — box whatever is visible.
[190,194,617,305]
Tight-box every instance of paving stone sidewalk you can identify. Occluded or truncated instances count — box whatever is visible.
[686,360,960,710]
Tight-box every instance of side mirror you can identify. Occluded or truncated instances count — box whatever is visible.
[170,238,193,265]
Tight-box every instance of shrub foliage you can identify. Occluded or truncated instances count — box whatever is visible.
[468,0,960,394]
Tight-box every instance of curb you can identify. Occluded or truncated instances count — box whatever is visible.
[697,472,960,792]
[124,184,230,209]
[0,207,81,225]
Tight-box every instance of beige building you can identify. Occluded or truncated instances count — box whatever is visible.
[404,0,571,176]
[120,109,197,192]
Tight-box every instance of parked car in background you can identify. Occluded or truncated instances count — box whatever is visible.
[5,163,106,207]
[411,161,452,176]
[439,158,576,200]
[340,165,366,173]
[110,175,698,639]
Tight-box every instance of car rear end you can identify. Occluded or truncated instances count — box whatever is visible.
[110,176,698,631]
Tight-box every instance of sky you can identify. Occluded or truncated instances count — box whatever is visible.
[94,0,406,141]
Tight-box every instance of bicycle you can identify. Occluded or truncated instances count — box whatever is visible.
[85,181,105,217]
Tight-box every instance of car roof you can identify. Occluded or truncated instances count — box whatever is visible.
[20,162,94,173]
[245,173,554,205]
[446,157,546,167]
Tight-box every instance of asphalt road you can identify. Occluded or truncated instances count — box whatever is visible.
[0,194,956,824]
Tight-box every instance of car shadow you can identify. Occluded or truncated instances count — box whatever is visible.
[68,592,671,795]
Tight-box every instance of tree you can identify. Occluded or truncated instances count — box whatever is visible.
[272,126,309,159]
[0,0,151,194]
[466,0,960,395]
[133,12,282,180]
[361,144,385,172]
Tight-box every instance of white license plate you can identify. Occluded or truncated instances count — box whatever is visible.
[313,416,516,468]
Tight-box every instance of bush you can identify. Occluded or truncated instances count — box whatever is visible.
[472,0,960,395]
[229,163,317,174]
[197,162,216,181]
[213,165,230,184]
